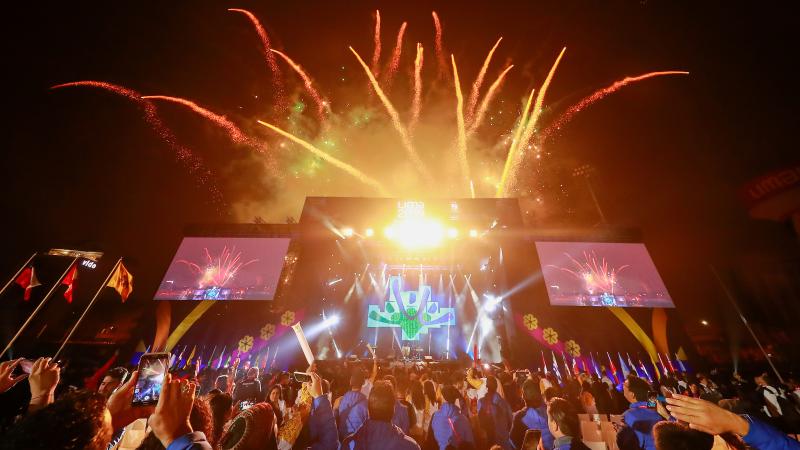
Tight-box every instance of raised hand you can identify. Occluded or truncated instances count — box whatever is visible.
[28,357,60,409]
[107,370,155,429]
[0,359,28,394]
[149,375,197,448]
[665,393,749,436]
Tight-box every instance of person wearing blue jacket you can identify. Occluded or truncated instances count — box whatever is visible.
[341,380,420,450]
[510,379,555,450]
[336,371,370,441]
[429,384,476,450]
[665,393,800,450]
[478,376,514,450]
[546,398,590,450]
[617,376,663,450]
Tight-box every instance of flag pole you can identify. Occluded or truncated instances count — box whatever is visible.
[710,265,784,384]
[1,256,79,359]
[54,258,122,360]
[0,252,37,298]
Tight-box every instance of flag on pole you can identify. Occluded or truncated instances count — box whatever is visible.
[590,353,601,378]
[216,347,227,370]
[649,355,661,380]
[657,353,670,375]
[14,267,41,301]
[675,353,687,373]
[541,351,549,375]
[638,358,652,382]
[572,356,580,376]
[627,353,640,377]
[182,345,196,369]
[62,264,78,303]
[551,351,562,382]
[618,353,631,379]
[665,353,677,373]
[607,352,620,385]
[107,262,133,302]
[561,352,572,379]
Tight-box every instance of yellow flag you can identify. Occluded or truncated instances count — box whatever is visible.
[107,261,133,302]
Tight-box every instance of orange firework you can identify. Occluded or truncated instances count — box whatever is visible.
[466,37,503,122]
[349,46,432,183]
[467,64,514,136]
[142,95,261,149]
[371,10,382,76]
[228,8,285,110]
[383,21,408,87]
[539,70,690,144]
[409,43,424,133]
[432,11,448,80]
[451,55,471,195]
[51,81,224,206]
[270,49,329,124]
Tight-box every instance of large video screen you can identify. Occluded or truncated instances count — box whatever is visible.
[155,237,290,301]
[535,241,674,308]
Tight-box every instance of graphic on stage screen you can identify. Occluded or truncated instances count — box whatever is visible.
[535,241,674,308]
[368,276,456,340]
[154,237,290,301]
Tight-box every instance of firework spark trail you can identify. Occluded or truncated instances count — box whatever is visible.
[51,81,225,206]
[383,21,408,87]
[467,64,514,136]
[499,47,566,196]
[349,46,433,183]
[496,87,535,197]
[257,120,390,196]
[228,8,285,110]
[141,95,260,149]
[371,10,382,76]
[270,49,329,123]
[554,251,629,294]
[466,37,503,122]
[539,70,690,144]
[409,43,424,133]
[451,55,472,196]
[178,246,258,287]
[432,11,448,80]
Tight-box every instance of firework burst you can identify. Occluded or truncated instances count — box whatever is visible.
[554,251,630,295]
[177,246,258,288]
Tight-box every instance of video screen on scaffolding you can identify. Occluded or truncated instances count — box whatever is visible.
[154,237,291,301]
[535,241,674,308]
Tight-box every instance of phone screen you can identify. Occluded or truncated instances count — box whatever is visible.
[293,372,312,383]
[647,391,658,408]
[133,353,170,406]
[12,359,34,377]
[522,429,542,449]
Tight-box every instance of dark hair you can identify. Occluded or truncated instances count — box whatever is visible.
[106,366,128,381]
[410,380,426,410]
[486,376,498,394]
[543,387,559,402]
[423,379,438,405]
[1,390,112,450]
[208,391,233,445]
[441,384,460,404]
[384,374,397,390]
[368,381,396,422]
[522,379,544,408]
[626,376,651,402]
[547,397,580,437]
[350,370,365,389]
[653,421,714,450]
[268,384,283,400]
[137,396,215,450]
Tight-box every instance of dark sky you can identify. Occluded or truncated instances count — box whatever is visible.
[1,1,798,348]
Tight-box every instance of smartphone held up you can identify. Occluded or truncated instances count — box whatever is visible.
[132,352,170,406]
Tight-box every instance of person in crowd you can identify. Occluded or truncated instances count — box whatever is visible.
[342,380,420,450]
[665,392,800,450]
[652,421,714,450]
[99,366,129,398]
[546,397,590,450]
[336,370,370,441]
[217,402,278,450]
[479,376,514,449]
[135,395,215,450]
[617,376,663,450]
[0,358,29,394]
[428,384,475,450]
[510,379,554,450]
[408,379,428,442]
[267,384,287,427]
[385,374,412,434]
[233,366,263,404]
[579,381,598,415]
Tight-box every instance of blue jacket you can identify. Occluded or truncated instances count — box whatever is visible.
[478,392,513,449]
[431,402,475,450]
[510,406,555,450]
[337,390,369,440]
[342,419,420,450]
[741,415,800,450]
[309,395,340,449]
[618,401,662,450]
[393,401,411,434]
[166,432,213,450]
[553,436,579,450]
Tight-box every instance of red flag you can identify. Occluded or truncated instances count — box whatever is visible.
[62,264,78,303]
[14,267,41,301]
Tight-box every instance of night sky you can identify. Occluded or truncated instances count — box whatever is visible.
[1,1,798,353]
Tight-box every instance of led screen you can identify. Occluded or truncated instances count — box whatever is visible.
[535,241,674,308]
[155,237,290,301]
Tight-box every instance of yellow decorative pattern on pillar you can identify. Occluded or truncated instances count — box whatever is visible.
[607,306,658,362]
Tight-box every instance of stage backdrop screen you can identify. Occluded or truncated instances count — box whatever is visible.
[535,241,674,308]
[154,237,290,301]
